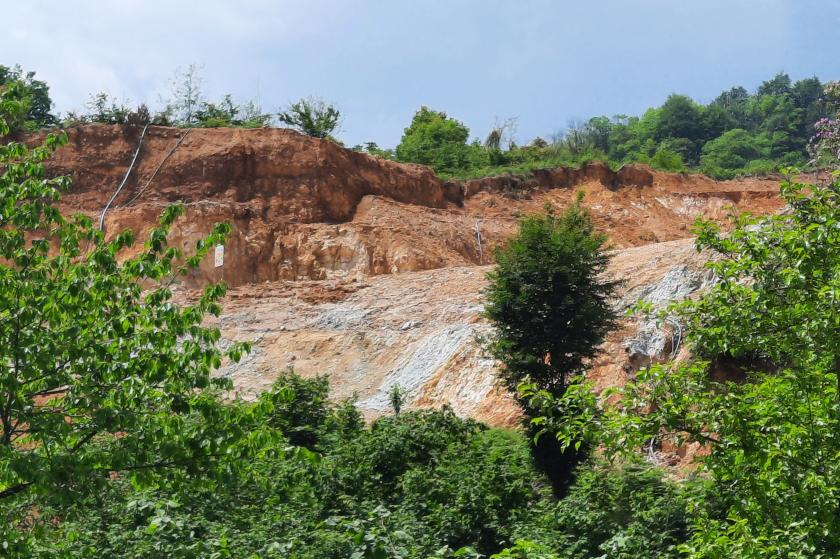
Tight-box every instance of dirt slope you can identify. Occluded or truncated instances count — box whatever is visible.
[209,238,711,429]
[47,125,782,287]
[45,124,785,428]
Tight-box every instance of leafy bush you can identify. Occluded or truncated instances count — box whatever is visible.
[259,370,335,448]
[395,106,472,175]
[84,91,132,124]
[278,96,341,139]
[548,462,692,558]
[194,94,272,128]
[650,145,686,172]
[33,368,694,559]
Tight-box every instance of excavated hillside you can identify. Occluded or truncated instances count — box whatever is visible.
[46,124,785,439]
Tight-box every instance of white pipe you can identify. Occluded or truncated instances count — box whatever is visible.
[99,124,150,232]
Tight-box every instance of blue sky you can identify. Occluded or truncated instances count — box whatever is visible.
[3,0,838,147]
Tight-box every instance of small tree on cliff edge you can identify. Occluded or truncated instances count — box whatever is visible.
[277,96,341,140]
[484,193,619,491]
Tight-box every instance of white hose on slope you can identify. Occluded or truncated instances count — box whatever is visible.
[98,123,150,232]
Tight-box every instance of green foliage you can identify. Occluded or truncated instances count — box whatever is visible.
[389,384,406,415]
[30,367,692,559]
[490,540,559,558]
[66,79,268,130]
[421,73,830,181]
[84,92,132,124]
[699,128,771,178]
[518,376,600,454]
[485,194,619,398]
[259,370,335,449]
[487,460,692,559]
[0,84,264,556]
[278,96,341,139]
[191,94,272,128]
[549,462,691,559]
[756,72,792,97]
[395,106,472,175]
[353,141,396,159]
[33,382,556,558]
[0,64,56,131]
[654,95,705,141]
[600,174,840,557]
[162,64,205,127]
[62,93,155,127]
[650,145,686,172]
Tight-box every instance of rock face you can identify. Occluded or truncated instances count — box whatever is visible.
[45,124,786,425]
[209,238,711,426]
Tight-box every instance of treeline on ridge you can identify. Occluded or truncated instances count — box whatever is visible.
[1,63,833,181]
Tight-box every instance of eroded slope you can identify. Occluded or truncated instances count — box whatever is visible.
[46,125,784,428]
[48,125,782,287]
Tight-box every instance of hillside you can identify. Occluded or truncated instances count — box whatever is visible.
[47,124,785,430]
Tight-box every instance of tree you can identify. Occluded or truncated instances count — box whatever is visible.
[559,120,597,158]
[712,86,751,130]
[260,370,332,449]
[756,71,792,97]
[163,64,205,126]
[0,81,258,555]
[655,95,705,147]
[485,195,619,396]
[699,104,734,140]
[604,172,840,557]
[699,128,771,178]
[277,96,341,139]
[484,195,619,490]
[395,106,471,175]
[0,64,56,130]
[650,145,686,172]
[712,86,750,111]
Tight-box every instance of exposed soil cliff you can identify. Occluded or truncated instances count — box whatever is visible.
[47,125,782,288]
[45,124,785,443]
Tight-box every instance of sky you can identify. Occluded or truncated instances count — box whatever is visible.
[3,0,839,148]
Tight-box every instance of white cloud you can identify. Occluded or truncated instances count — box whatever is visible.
[2,1,836,147]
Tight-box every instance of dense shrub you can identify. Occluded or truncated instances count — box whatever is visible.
[277,96,341,138]
[395,106,473,175]
[32,371,693,559]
